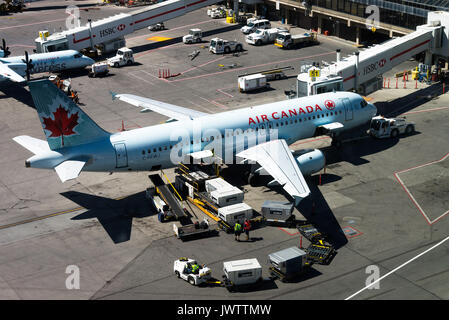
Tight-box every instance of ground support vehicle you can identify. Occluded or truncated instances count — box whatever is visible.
[238,66,293,81]
[173,220,216,241]
[174,257,212,285]
[240,19,271,34]
[306,243,337,265]
[183,28,202,44]
[245,27,287,46]
[369,116,415,138]
[260,200,295,227]
[147,173,186,222]
[275,32,318,49]
[297,223,324,243]
[48,75,79,103]
[209,38,243,54]
[107,47,134,67]
[88,62,109,77]
[148,22,165,31]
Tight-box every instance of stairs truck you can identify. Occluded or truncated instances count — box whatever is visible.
[245,27,288,46]
[34,0,224,54]
[275,31,318,49]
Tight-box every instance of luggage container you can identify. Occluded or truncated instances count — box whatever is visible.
[222,258,263,289]
[238,74,268,92]
[268,247,309,282]
[261,200,295,226]
[205,177,234,193]
[209,187,244,207]
[217,202,253,225]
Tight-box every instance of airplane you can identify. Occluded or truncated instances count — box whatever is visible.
[0,49,95,83]
[13,79,377,204]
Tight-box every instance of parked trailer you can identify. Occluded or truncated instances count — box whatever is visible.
[238,66,294,81]
[173,219,216,241]
[238,74,268,92]
[34,0,224,54]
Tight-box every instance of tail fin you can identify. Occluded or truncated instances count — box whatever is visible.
[28,80,110,151]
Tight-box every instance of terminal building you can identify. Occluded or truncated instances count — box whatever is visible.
[250,0,449,46]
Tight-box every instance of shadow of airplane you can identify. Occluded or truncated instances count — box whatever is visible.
[0,83,35,108]
[61,190,153,244]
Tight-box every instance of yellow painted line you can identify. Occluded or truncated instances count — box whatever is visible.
[146,36,173,42]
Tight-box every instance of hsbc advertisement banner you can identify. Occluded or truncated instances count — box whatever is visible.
[93,15,133,42]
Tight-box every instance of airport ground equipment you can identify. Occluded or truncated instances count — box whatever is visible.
[295,12,449,97]
[34,0,224,54]
[207,5,225,17]
[261,200,295,227]
[173,219,216,241]
[88,62,109,77]
[183,29,202,44]
[297,223,323,244]
[369,116,415,139]
[238,66,294,81]
[245,27,288,46]
[148,173,187,222]
[241,19,271,34]
[209,38,243,54]
[107,47,134,67]
[268,247,311,282]
[222,258,263,291]
[217,202,253,225]
[275,31,318,49]
[174,257,212,285]
[48,75,79,103]
[148,22,165,31]
[306,243,337,265]
[0,0,24,14]
[210,7,226,18]
[238,74,268,92]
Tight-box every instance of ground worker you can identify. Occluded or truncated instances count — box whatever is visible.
[234,221,242,241]
[191,263,200,274]
[243,219,251,241]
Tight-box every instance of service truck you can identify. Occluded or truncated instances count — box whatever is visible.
[245,27,287,46]
[174,257,212,285]
[183,28,202,44]
[209,38,243,54]
[275,32,318,49]
[241,19,271,34]
[369,116,415,138]
[107,47,134,67]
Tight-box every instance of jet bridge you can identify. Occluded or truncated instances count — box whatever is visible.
[35,0,224,53]
[296,11,448,97]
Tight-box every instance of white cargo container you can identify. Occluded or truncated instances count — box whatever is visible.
[209,187,244,207]
[205,177,234,193]
[217,202,253,225]
[238,74,268,92]
[223,258,263,286]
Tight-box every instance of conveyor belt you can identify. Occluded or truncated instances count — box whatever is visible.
[149,174,185,219]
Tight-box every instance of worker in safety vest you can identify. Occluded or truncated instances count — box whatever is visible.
[234,221,242,241]
[191,263,200,274]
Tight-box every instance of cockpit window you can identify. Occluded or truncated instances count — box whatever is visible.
[360,99,368,108]
[73,53,82,58]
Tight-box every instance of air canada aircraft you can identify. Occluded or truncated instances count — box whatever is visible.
[14,80,377,204]
[0,50,94,83]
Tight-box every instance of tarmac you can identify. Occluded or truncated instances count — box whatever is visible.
[0,0,448,300]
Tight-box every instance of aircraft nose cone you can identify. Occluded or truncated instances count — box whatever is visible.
[370,103,377,116]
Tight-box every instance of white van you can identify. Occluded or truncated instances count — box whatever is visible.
[241,19,271,34]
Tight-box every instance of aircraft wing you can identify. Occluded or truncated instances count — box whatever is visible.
[237,139,310,204]
[112,93,208,121]
[0,63,26,83]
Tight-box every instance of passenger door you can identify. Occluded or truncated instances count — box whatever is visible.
[341,98,353,121]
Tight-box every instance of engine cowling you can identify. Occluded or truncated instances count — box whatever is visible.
[295,149,325,176]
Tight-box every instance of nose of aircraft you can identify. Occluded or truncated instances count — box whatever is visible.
[83,56,95,66]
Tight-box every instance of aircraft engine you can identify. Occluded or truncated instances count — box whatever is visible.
[295,149,325,176]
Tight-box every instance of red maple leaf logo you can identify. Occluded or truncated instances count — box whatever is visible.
[324,100,336,110]
[42,105,79,147]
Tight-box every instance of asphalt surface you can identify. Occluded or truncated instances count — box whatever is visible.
[0,0,448,300]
